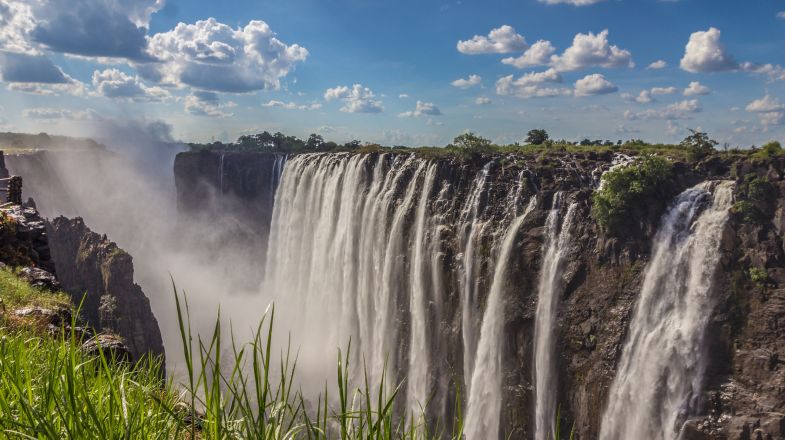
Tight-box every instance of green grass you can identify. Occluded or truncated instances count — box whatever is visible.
[0,266,70,311]
[0,274,467,439]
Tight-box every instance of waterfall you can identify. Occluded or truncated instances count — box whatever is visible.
[464,197,537,440]
[459,163,492,392]
[406,163,438,416]
[533,195,578,440]
[219,153,225,195]
[270,154,288,203]
[599,180,735,440]
[263,153,440,406]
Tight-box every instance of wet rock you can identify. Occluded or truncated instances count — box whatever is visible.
[80,334,132,363]
[46,216,165,365]
[18,267,60,291]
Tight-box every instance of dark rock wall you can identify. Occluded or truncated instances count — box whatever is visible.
[45,216,165,363]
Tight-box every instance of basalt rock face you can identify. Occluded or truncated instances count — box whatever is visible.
[175,149,785,439]
[173,150,285,273]
[45,216,164,364]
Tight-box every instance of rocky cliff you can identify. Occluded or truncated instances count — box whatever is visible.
[45,216,165,363]
[174,149,785,440]
[173,150,286,273]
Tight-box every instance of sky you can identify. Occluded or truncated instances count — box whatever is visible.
[1,0,784,147]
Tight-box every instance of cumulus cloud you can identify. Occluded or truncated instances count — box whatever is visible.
[746,95,785,128]
[650,86,677,95]
[457,25,527,54]
[399,93,409,99]
[538,0,605,4]
[495,68,570,99]
[143,18,308,93]
[683,81,711,96]
[0,52,68,83]
[92,68,169,101]
[398,100,442,117]
[574,73,617,96]
[475,96,492,105]
[777,12,785,19]
[22,106,96,120]
[621,90,654,104]
[184,91,237,117]
[551,30,633,72]
[625,99,702,120]
[648,60,667,69]
[8,79,87,96]
[324,84,384,113]
[740,62,785,82]
[262,100,321,110]
[1,0,163,60]
[451,74,482,89]
[746,94,785,113]
[502,40,556,69]
[680,27,738,73]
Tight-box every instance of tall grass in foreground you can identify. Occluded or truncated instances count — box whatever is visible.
[0,283,466,439]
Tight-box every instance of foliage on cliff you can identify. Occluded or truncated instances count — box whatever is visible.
[592,156,675,234]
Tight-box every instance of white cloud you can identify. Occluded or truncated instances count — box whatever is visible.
[574,73,617,96]
[184,91,237,117]
[451,74,482,89]
[538,0,606,5]
[457,25,527,54]
[627,90,654,104]
[399,93,409,99]
[495,68,570,99]
[324,84,384,113]
[625,99,702,120]
[92,68,169,101]
[398,100,442,118]
[502,40,557,69]
[551,30,633,71]
[777,12,785,19]
[262,100,321,110]
[650,86,677,95]
[0,0,163,60]
[143,18,308,93]
[680,27,737,73]
[746,95,785,113]
[683,81,711,96]
[647,60,667,69]
[22,106,96,120]
[745,95,785,129]
[615,124,640,134]
[8,78,87,96]
[475,96,492,105]
[740,62,785,82]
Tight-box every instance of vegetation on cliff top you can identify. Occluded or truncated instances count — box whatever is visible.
[592,156,675,234]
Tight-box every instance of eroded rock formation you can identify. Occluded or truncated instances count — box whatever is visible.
[45,216,165,363]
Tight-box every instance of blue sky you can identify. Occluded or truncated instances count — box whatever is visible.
[1,0,784,147]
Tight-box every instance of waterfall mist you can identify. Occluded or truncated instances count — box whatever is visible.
[599,180,735,440]
[5,120,276,378]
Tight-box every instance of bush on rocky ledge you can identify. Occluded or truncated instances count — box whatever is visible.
[592,156,674,234]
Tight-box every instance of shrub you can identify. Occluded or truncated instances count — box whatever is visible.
[592,156,674,233]
[680,129,717,161]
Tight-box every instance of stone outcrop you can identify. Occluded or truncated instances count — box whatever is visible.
[45,216,165,364]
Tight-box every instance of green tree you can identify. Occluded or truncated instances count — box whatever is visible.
[680,129,717,161]
[525,129,549,145]
[452,132,492,151]
[306,133,325,150]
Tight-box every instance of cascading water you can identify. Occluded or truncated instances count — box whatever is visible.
[464,197,537,440]
[533,196,578,440]
[219,153,225,195]
[599,180,735,440]
[459,163,492,391]
[406,163,438,416]
[263,153,442,407]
